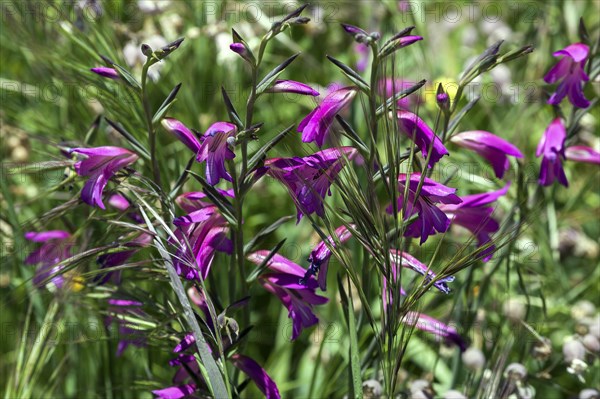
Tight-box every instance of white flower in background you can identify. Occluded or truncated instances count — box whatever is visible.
[138,0,171,14]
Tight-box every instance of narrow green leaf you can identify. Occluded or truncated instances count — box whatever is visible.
[326,55,369,92]
[152,83,182,125]
[221,86,244,128]
[245,124,295,178]
[105,118,151,160]
[446,96,480,137]
[110,62,142,90]
[243,216,294,254]
[338,275,363,399]
[256,53,300,95]
[375,79,426,116]
[188,171,237,225]
[84,114,103,145]
[246,239,287,283]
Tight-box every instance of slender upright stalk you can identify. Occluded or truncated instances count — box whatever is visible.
[141,63,161,187]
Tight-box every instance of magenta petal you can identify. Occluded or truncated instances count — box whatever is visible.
[397,111,448,168]
[91,67,119,79]
[566,146,600,165]
[231,354,281,399]
[24,230,70,242]
[536,118,568,187]
[267,80,319,96]
[298,87,357,147]
[162,118,202,154]
[553,43,589,62]
[152,384,197,399]
[404,312,466,351]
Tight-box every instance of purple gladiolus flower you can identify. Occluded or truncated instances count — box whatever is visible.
[565,146,600,165]
[387,173,462,244]
[230,354,281,399]
[451,130,524,178]
[403,312,467,351]
[91,66,119,79]
[396,111,449,168]
[439,183,509,262]
[171,206,232,280]
[389,250,455,294]
[266,80,319,96]
[162,118,202,154]
[265,147,358,222]
[379,79,423,110]
[536,118,568,187]
[196,122,237,185]
[298,87,357,147]
[544,43,590,108]
[355,43,369,72]
[158,321,281,399]
[24,230,72,288]
[175,189,235,213]
[69,146,139,209]
[248,251,328,340]
[302,224,354,290]
[152,385,197,399]
[106,299,146,356]
[96,233,153,285]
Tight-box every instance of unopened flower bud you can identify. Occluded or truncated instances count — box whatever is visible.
[141,43,153,57]
[462,347,485,371]
[504,363,527,380]
[90,67,119,80]
[226,136,236,147]
[563,339,586,363]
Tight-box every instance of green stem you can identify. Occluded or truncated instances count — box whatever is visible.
[141,63,161,188]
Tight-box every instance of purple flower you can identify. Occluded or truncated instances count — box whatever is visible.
[302,224,354,290]
[248,251,328,340]
[196,122,237,185]
[162,118,202,154]
[389,250,455,294]
[544,43,590,108]
[152,385,197,399]
[24,230,72,288]
[175,189,235,213]
[379,79,423,110]
[536,118,568,187]
[387,173,462,244]
[266,80,319,96]
[158,325,281,399]
[355,43,369,72]
[105,299,146,356]
[69,146,139,209]
[298,87,357,147]
[171,206,232,280]
[230,42,254,64]
[396,111,449,168]
[439,183,510,262]
[230,354,281,399]
[565,146,600,165]
[450,130,524,178]
[162,119,238,185]
[96,233,153,285]
[91,66,119,79]
[265,147,359,222]
[403,312,467,351]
